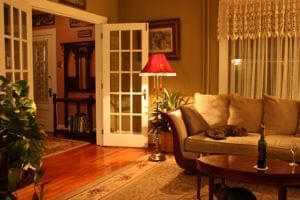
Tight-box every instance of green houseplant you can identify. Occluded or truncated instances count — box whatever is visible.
[0,76,46,200]
[149,88,189,152]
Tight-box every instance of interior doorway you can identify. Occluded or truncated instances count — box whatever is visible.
[33,28,56,132]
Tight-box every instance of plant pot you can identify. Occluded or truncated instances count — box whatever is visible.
[0,150,9,197]
[160,131,173,153]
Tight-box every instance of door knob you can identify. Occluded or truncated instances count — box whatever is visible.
[143,89,147,100]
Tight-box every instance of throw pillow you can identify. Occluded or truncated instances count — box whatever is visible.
[228,95,263,133]
[180,104,210,136]
[194,93,230,127]
[263,95,299,135]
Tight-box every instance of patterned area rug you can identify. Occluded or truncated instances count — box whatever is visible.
[62,156,300,200]
[44,137,89,158]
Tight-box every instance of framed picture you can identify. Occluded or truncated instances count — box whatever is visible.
[149,18,180,60]
[59,0,86,9]
[78,30,92,38]
[70,19,93,28]
[32,14,55,27]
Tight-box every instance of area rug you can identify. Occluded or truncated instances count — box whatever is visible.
[61,156,300,200]
[43,137,89,158]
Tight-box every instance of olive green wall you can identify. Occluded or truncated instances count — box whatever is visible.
[119,0,207,96]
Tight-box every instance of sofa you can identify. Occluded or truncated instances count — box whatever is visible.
[164,93,300,171]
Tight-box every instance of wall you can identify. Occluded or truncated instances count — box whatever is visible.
[119,0,219,97]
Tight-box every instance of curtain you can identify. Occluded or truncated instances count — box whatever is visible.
[218,0,299,40]
[229,37,300,99]
[218,0,300,99]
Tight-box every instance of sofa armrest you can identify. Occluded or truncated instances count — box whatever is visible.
[162,110,196,171]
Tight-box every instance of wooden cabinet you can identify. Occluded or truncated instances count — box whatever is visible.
[62,41,95,94]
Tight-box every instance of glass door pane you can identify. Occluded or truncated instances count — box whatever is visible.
[1,2,30,83]
[109,29,145,135]
[4,4,11,36]
[33,40,49,103]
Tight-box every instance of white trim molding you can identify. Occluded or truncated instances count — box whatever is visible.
[26,0,107,24]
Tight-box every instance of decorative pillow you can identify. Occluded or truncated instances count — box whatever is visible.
[263,95,299,135]
[194,93,230,127]
[228,95,263,133]
[180,104,210,136]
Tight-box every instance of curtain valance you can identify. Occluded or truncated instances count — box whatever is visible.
[218,0,300,40]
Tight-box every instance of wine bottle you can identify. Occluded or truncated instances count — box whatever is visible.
[257,124,267,169]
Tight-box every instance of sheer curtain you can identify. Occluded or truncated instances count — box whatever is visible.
[229,37,300,99]
[218,0,300,99]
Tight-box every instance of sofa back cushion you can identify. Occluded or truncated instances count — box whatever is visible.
[180,104,210,136]
[194,93,229,127]
[264,95,299,135]
[228,95,263,133]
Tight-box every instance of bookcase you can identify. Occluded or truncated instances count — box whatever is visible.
[53,94,96,143]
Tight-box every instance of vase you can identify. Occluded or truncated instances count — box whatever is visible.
[160,131,173,153]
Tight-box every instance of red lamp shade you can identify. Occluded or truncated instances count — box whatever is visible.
[139,53,176,77]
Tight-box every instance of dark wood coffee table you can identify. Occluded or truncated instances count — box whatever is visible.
[196,155,300,200]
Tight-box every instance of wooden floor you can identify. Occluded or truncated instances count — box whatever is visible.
[16,144,149,200]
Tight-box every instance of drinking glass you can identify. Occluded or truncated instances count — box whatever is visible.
[289,144,298,166]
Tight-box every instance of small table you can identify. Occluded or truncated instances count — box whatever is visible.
[196,155,300,200]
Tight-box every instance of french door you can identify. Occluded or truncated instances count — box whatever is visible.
[0,0,33,96]
[102,23,149,147]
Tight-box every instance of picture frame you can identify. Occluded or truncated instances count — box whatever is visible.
[78,30,92,38]
[149,18,181,60]
[32,14,55,27]
[59,0,86,9]
[70,19,93,28]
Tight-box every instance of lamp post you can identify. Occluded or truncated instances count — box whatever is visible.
[140,53,176,161]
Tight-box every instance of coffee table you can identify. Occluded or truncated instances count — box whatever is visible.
[196,155,300,200]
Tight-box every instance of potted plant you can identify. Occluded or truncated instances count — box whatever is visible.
[0,76,46,200]
[149,88,189,153]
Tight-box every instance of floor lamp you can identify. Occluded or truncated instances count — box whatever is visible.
[139,53,176,161]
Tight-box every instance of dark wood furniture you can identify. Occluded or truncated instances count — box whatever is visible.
[53,94,95,143]
[197,155,300,200]
[62,41,95,93]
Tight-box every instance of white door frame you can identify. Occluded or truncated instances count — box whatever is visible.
[0,0,107,145]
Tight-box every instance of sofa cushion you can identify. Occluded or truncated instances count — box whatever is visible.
[264,95,299,135]
[184,133,260,156]
[228,95,263,132]
[266,134,300,161]
[180,104,210,136]
[194,93,229,127]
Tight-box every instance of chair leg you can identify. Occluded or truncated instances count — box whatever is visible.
[197,172,202,199]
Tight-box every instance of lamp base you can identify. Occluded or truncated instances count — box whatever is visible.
[149,152,166,162]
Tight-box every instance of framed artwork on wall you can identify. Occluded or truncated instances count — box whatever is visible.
[70,19,93,28]
[59,0,86,9]
[149,18,181,60]
[32,14,55,27]
[78,30,92,38]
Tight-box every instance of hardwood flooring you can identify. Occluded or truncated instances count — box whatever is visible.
[16,145,149,200]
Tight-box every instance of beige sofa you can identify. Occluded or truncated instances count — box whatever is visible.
[165,94,300,171]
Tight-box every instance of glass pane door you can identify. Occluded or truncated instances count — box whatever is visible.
[103,23,149,147]
[3,2,30,82]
